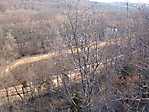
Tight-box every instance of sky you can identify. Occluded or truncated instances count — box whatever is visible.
[90,0,149,4]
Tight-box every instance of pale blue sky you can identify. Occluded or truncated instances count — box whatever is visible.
[90,0,149,4]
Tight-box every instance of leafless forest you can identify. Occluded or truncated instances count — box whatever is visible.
[0,0,149,111]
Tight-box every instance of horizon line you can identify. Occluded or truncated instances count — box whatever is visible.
[89,0,149,4]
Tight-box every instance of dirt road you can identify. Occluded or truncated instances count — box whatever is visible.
[3,41,108,74]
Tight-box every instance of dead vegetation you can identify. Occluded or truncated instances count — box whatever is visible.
[0,0,148,112]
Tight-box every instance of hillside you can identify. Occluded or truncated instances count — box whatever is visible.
[0,0,149,112]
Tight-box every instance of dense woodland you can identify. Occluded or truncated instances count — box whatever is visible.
[0,0,149,112]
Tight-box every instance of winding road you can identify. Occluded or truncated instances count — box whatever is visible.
[0,39,125,105]
[3,41,109,74]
